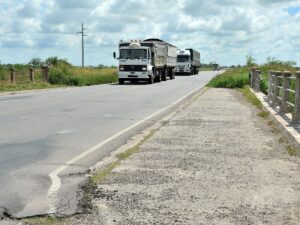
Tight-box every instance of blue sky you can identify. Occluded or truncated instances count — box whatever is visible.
[0,0,300,66]
[288,6,300,15]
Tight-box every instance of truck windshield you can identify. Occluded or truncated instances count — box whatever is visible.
[177,55,190,62]
[120,49,147,59]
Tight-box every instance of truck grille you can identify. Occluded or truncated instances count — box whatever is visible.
[123,65,145,71]
[178,66,185,71]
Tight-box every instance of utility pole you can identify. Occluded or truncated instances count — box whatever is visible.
[77,23,88,68]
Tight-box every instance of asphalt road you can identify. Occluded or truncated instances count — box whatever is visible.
[0,71,220,219]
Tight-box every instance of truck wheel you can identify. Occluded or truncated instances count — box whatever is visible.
[119,79,124,84]
[155,70,161,82]
[148,76,154,84]
[170,69,175,80]
[162,69,167,81]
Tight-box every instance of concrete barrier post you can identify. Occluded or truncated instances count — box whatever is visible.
[279,71,291,113]
[253,70,261,92]
[292,71,300,123]
[268,70,275,101]
[250,67,258,88]
[9,67,16,83]
[272,71,281,107]
[29,67,35,83]
[41,65,49,82]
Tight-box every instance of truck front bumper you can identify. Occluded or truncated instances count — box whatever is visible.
[118,71,152,80]
[175,69,191,75]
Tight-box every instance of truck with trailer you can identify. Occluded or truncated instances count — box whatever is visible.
[212,63,219,71]
[175,49,201,75]
[113,38,177,84]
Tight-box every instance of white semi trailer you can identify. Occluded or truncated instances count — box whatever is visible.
[113,38,177,84]
[175,49,201,75]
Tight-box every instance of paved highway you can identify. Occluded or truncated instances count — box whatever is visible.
[0,71,220,219]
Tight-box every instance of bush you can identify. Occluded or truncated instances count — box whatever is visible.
[48,64,72,85]
[0,65,5,80]
[48,65,118,86]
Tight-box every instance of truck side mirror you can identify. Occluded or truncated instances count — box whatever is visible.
[113,52,116,59]
[151,52,154,58]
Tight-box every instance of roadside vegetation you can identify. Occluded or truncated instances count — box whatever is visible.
[208,55,298,157]
[0,57,118,92]
[207,55,297,93]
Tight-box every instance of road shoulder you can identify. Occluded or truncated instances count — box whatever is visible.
[62,88,300,224]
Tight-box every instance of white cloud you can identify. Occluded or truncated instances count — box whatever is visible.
[0,0,300,66]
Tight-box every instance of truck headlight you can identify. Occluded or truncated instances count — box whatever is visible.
[142,67,147,71]
[119,66,124,71]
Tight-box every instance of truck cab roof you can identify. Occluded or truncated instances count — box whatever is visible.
[177,49,191,56]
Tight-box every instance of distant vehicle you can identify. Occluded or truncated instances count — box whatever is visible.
[212,63,219,71]
[175,49,201,75]
[113,38,177,84]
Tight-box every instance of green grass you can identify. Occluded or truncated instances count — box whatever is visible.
[257,111,270,118]
[0,66,118,92]
[207,67,249,88]
[287,145,298,156]
[90,161,120,184]
[239,85,263,110]
[116,146,140,160]
[48,67,118,86]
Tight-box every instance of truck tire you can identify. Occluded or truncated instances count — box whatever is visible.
[170,69,175,80]
[148,75,154,84]
[155,69,161,82]
[119,79,124,84]
[162,69,167,81]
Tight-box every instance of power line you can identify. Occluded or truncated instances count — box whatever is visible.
[77,23,88,68]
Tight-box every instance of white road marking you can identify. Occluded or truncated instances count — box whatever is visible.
[47,84,208,214]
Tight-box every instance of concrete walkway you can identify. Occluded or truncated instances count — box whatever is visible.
[65,88,300,225]
[20,88,300,224]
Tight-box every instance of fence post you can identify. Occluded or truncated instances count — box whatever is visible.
[250,67,258,88]
[29,67,35,83]
[292,71,300,123]
[279,71,291,114]
[253,69,261,92]
[9,67,16,83]
[268,70,275,101]
[41,65,49,82]
[272,71,281,107]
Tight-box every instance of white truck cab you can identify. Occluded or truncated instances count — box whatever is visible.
[175,49,192,74]
[114,39,177,84]
[114,41,153,84]
[175,48,201,75]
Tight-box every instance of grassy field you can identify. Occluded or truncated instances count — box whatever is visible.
[207,63,297,92]
[0,65,118,92]
[207,67,250,88]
